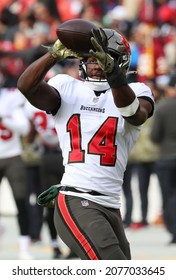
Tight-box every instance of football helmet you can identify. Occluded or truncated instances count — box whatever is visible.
[103,28,131,75]
[79,28,131,82]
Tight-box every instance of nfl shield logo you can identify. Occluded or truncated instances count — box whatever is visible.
[81,200,89,207]
[92,97,99,103]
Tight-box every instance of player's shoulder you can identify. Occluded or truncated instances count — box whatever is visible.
[129,82,154,101]
[129,82,155,118]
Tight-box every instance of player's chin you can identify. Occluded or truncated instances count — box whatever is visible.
[92,75,105,80]
[92,72,106,80]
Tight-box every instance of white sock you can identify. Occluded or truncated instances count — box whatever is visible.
[18,235,33,259]
[51,239,59,249]
[19,235,30,253]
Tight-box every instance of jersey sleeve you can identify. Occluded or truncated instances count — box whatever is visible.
[129,82,155,117]
[48,74,75,101]
[129,82,154,100]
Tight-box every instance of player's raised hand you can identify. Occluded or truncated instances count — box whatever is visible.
[43,39,83,60]
[89,28,114,73]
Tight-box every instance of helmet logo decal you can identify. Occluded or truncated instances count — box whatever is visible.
[120,35,131,54]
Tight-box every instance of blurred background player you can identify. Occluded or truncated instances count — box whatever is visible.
[24,61,78,259]
[150,74,176,244]
[0,86,32,259]
[24,100,64,258]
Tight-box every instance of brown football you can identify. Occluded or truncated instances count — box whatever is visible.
[56,18,99,55]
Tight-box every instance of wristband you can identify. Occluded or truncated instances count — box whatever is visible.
[118,96,139,117]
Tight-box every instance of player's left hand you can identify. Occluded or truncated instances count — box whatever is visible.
[89,28,114,73]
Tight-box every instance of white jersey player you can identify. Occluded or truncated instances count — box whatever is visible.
[48,75,154,209]
[0,87,32,259]
[24,101,66,259]
[0,88,30,158]
[17,26,154,260]
[24,101,59,148]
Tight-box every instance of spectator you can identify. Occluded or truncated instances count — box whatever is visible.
[122,80,161,229]
[55,0,83,22]
[22,125,43,244]
[31,1,60,42]
[150,74,176,244]
[163,25,176,74]
[129,117,159,229]
[122,161,135,228]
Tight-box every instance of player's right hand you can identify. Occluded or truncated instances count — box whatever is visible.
[44,39,84,60]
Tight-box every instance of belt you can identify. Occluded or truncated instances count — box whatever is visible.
[60,186,106,196]
[37,185,106,207]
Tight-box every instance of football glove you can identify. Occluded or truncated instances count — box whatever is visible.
[37,185,59,208]
[90,28,127,88]
[43,39,83,60]
[89,28,114,73]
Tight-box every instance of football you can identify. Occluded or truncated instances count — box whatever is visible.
[56,18,99,55]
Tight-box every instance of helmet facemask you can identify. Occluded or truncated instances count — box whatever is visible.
[79,60,109,91]
[79,28,131,84]
[79,60,107,82]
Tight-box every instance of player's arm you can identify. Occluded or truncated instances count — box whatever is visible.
[17,40,82,113]
[90,28,153,126]
[17,53,59,112]
[108,82,153,126]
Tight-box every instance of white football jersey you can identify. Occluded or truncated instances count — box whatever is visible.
[24,101,59,147]
[48,74,154,208]
[0,88,30,159]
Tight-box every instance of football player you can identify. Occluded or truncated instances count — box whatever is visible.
[0,87,32,259]
[17,26,154,260]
